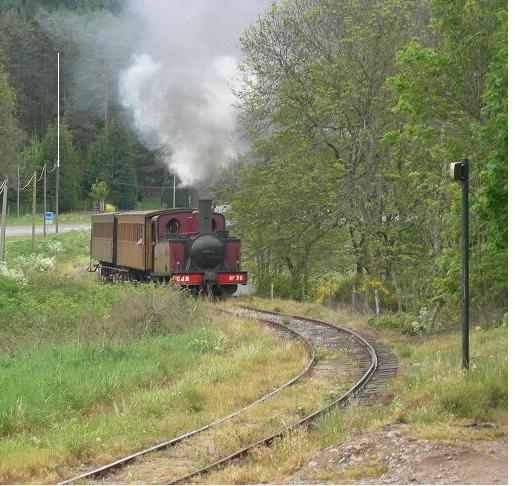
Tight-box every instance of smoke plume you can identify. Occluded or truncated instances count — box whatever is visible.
[119,0,269,187]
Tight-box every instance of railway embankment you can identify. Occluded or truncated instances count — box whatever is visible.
[204,298,506,485]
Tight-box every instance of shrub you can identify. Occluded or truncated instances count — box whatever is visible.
[0,254,56,288]
[0,263,27,287]
[36,239,63,255]
[5,231,90,264]
[311,280,341,305]
[310,274,401,312]
[368,308,439,335]
[14,254,55,274]
[0,274,21,296]
[255,272,305,300]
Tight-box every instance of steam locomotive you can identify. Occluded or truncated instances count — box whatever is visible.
[90,198,246,297]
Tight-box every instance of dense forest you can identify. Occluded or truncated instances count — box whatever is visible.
[0,0,194,214]
[0,0,508,323]
[216,0,507,324]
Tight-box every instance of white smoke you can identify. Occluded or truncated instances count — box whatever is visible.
[119,0,270,187]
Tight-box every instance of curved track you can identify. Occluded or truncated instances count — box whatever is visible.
[60,307,397,485]
[60,313,314,485]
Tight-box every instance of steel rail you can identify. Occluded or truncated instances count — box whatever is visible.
[59,311,315,485]
[167,307,378,485]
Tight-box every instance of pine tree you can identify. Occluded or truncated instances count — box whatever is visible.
[0,63,23,181]
[84,117,137,210]
[0,12,60,138]
[21,122,81,212]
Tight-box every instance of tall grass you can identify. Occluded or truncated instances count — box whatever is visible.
[0,328,218,435]
[4,229,90,261]
[0,313,306,483]
[1,230,207,352]
[398,326,508,424]
[0,233,308,483]
[0,276,207,352]
[0,275,214,436]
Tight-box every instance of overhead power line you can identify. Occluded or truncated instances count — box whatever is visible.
[19,174,35,191]
[6,161,185,195]
[37,165,46,182]
[78,166,183,190]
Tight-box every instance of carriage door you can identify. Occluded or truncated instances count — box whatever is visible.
[147,216,159,272]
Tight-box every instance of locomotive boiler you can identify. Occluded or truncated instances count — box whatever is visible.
[90,198,246,297]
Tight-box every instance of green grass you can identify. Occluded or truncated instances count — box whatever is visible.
[137,197,160,210]
[2,239,506,483]
[0,312,306,483]
[0,233,308,483]
[4,230,90,260]
[0,328,219,435]
[6,211,92,227]
[394,326,507,424]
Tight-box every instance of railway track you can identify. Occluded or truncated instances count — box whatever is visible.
[60,307,397,485]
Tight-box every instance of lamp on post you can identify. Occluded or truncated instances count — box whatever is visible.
[449,158,469,370]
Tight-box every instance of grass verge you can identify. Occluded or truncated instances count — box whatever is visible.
[6,212,92,227]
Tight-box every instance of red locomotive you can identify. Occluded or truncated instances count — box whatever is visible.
[90,198,246,297]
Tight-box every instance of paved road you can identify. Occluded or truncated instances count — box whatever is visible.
[4,223,91,236]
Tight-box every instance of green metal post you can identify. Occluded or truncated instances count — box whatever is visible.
[461,158,469,369]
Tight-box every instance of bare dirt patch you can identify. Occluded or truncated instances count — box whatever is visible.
[286,423,507,485]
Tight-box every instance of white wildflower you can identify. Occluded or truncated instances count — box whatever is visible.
[0,262,28,286]
[14,254,55,274]
[36,239,63,255]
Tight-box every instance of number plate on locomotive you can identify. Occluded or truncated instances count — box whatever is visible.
[216,272,247,284]
[172,273,204,284]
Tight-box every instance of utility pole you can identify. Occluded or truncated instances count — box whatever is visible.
[173,171,176,208]
[32,171,36,253]
[450,158,470,370]
[17,166,20,218]
[0,179,7,262]
[56,51,60,234]
[43,164,47,237]
[102,56,109,130]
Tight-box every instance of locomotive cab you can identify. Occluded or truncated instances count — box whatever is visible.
[150,199,246,296]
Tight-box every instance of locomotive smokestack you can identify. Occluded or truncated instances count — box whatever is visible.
[198,198,213,234]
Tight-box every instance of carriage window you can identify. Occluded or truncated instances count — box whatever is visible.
[168,219,180,234]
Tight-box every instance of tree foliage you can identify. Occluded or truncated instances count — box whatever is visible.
[0,0,507,320]
[84,118,137,209]
[20,122,81,211]
[390,0,507,310]
[225,0,507,318]
[0,0,170,214]
[0,64,23,180]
